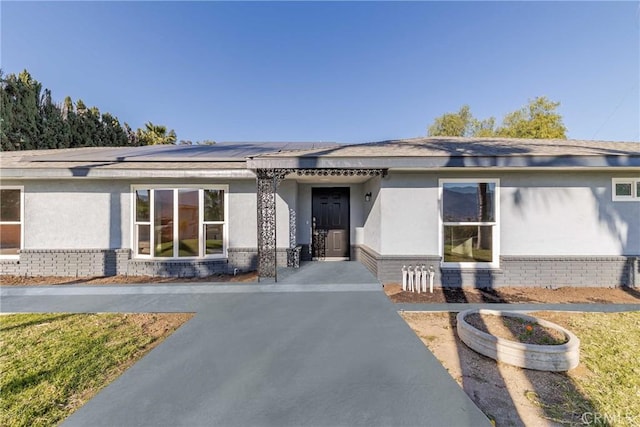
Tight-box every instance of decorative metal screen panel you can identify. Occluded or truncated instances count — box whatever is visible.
[294,169,386,177]
[289,208,297,248]
[256,169,290,279]
[255,168,387,280]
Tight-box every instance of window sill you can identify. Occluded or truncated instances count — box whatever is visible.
[612,197,640,202]
[130,257,227,263]
[440,265,503,273]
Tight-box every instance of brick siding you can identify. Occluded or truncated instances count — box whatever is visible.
[354,245,639,288]
[3,245,637,285]
[0,247,292,278]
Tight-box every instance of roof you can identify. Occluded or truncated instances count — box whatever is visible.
[248,137,640,169]
[1,137,639,179]
[0,142,338,179]
[252,137,640,158]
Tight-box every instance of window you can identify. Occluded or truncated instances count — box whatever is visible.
[612,178,640,201]
[440,179,499,268]
[0,187,23,258]
[132,186,228,258]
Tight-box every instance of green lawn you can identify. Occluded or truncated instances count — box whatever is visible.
[0,313,191,427]
[555,312,640,426]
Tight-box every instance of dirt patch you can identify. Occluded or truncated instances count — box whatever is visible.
[122,312,195,339]
[384,283,640,304]
[0,271,258,286]
[401,311,595,426]
[465,312,567,345]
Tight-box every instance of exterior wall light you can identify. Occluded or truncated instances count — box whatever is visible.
[365,192,372,202]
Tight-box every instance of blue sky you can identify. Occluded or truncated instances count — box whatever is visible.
[2,1,638,143]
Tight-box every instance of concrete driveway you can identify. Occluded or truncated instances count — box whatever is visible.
[2,270,489,426]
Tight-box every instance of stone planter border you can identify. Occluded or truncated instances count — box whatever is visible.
[456,309,580,372]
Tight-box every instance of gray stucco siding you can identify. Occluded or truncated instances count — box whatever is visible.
[378,174,439,255]
[376,170,640,258]
[362,176,382,253]
[21,180,130,250]
[227,179,259,248]
[17,179,263,253]
[501,172,640,256]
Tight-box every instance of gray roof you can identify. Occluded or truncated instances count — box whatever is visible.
[2,138,639,179]
[248,137,640,169]
[23,142,341,162]
[0,142,339,179]
[252,137,640,158]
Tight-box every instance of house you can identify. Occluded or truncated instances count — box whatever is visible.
[1,137,639,287]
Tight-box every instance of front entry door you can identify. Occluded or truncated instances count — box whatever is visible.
[312,187,350,259]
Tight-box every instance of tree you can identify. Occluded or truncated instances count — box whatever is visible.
[1,69,173,151]
[496,97,567,139]
[0,70,42,150]
[137,122,177,145]
[39,88,71,149]
[123,122,139,146]
[426,97,567,139]
[427,105,475,137]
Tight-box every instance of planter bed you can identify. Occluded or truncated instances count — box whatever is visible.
[456,309,580,371]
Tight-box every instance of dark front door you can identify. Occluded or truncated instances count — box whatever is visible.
[312,187,350,259]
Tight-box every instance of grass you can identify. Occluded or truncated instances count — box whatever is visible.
[554,312,640,426]
[0,313,191,427]
[402,311,640,426]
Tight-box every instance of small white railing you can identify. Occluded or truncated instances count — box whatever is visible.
[402,265,435,293]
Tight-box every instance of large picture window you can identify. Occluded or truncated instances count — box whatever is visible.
[440,179,499,268]
[0,187,23,258]
[132,186,227,258]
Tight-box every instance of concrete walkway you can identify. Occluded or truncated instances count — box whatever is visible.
[1,271,491,426]
[397,302,640,313]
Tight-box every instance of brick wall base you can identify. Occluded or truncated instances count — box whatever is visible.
[5,245,636,286]
[1,247,291,278]
[354,245,640,288]
[0,249,127,277]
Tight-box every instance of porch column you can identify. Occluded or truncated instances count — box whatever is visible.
[256,169,289,281]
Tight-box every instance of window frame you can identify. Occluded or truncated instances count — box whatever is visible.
[612,178,640,201]
[130,185,229,260]
[438,178,500,269]
[0,186,24,259]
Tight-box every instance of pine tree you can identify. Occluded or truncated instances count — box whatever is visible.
[39,89,71,149]
[1,69,176,150]
[0,70,42,150]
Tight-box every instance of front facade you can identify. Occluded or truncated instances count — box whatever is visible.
[1,137,639,287]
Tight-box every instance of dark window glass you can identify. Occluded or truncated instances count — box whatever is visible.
[204,190,224,221]
[636,182,640,198]
[136,190,150,222]
[205,224,223,255]
[137,225,150,255]
[178,189,199,257]
[443,225,493,263]
[0,224,20,255]
[615,183,632,197]
[443,183,495,222]
[154,190,174,257]
[0,189,21,222]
